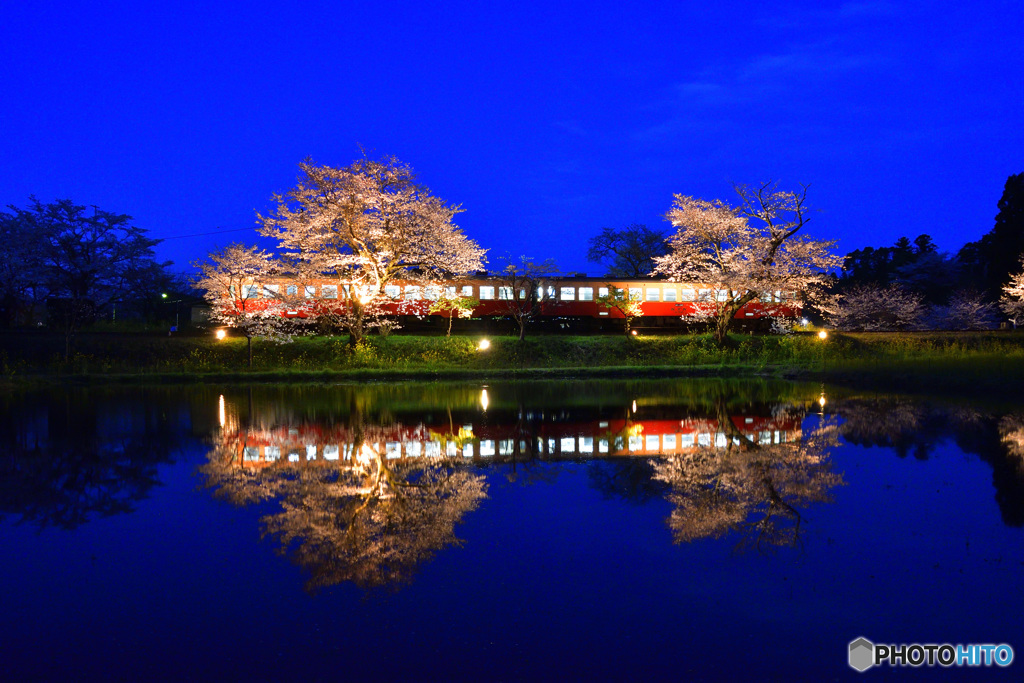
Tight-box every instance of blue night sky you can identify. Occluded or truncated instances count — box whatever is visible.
[2,1,1020,275]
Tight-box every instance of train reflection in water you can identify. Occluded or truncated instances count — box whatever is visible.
[218,404,802,468]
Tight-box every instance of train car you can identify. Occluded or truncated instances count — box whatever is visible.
[219,274,802,333]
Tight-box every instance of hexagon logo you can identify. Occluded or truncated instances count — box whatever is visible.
[849,637,875,672]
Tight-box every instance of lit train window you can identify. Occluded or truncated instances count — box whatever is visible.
[716,290,728,302]
[646,434,659,450]
[463,443,475,457]
[404,286,421,300]
[560,287,575,300]
[681,288,695,302]
[445,286,457,297]
[598,439,609,453]
[324,445,339,460]
[286,285,298,296]
[263,284,279,297]
[480,440,495,456]
[229,285,236,298]
[629,436,643,452]
[598,287,609,298]
[244,447,259,461]
[322,285,338,299]
[265,446,280,462]
[425,441,441,457]
[561,437,575,452]
[498,286,513,300]
[447,441,459,457]
[646,288,660,302]
[628,289,641,300]
[425,286,441,301]
[698,433,711,447]
[306,445,317,460]
[698,289,712,302]
[304,285,316,298]
[663,434,676,450]
[385,285,400,298]
[499,440,515,455]
[680,434,694,447]
[406,441,422,457]
[580,437,593,453]
[579,287,593,301]
[664,288,677,302]
[461,285,473,297]
[479,286,495,300]
[242,284,259,299]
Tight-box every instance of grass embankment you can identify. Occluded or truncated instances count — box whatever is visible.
[2,330,1024,393]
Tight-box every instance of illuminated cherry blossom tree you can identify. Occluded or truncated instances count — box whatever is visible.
[654,183,840,345]
[1000,255,1024,328]
[258,156,486,347]
[828,282,926,331]
[192,244,301,367]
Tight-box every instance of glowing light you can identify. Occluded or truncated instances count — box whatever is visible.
[630,329,638,336]
[632,400,637,413]
[819,394,827,409]
[218,394,226,428]
[477,339,491,351]
[818,330,828,340]
[161,293,168,299]
[801,318,809,326]
[480,388,489,411]
[215,329,227,340]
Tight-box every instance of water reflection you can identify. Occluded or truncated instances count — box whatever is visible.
[833,396,1024,526]
[0,389,186,529]
[202,383,841,588]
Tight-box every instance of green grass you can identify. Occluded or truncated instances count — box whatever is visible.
[3,330,1024,394]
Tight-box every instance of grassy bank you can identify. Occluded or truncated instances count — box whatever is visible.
[3,330,1024,393]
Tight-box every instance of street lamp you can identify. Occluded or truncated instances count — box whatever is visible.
[162,293,181,331]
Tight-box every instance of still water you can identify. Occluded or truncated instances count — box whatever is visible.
[1,380,1022,681]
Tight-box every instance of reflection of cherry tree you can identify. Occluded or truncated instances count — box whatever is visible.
[202,430,486,591]
[651,408,841,549]
[1000,414,1024,470]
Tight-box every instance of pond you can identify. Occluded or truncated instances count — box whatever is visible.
[1,380,1022,680]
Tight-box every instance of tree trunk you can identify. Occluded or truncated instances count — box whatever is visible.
[517,319,526,341]
[247,335,253,368]
[447,312,454,337]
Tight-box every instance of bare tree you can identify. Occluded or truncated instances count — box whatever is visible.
[1000,255,1024,328]
[586,223,668,277]
[192,244,301,367]
[654,183,839,345]
[495,255,558,341]
[258,156,486,348]
[828,282,926,331]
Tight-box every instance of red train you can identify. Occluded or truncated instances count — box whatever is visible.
[232,274,802,332]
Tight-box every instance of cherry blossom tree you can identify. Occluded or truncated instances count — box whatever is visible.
[828,282,926,331]
[933,290,998,330]
[258,156,486,347]
[192,244,301,367]
[654,182,840,345]
[1000,255,1024,328]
